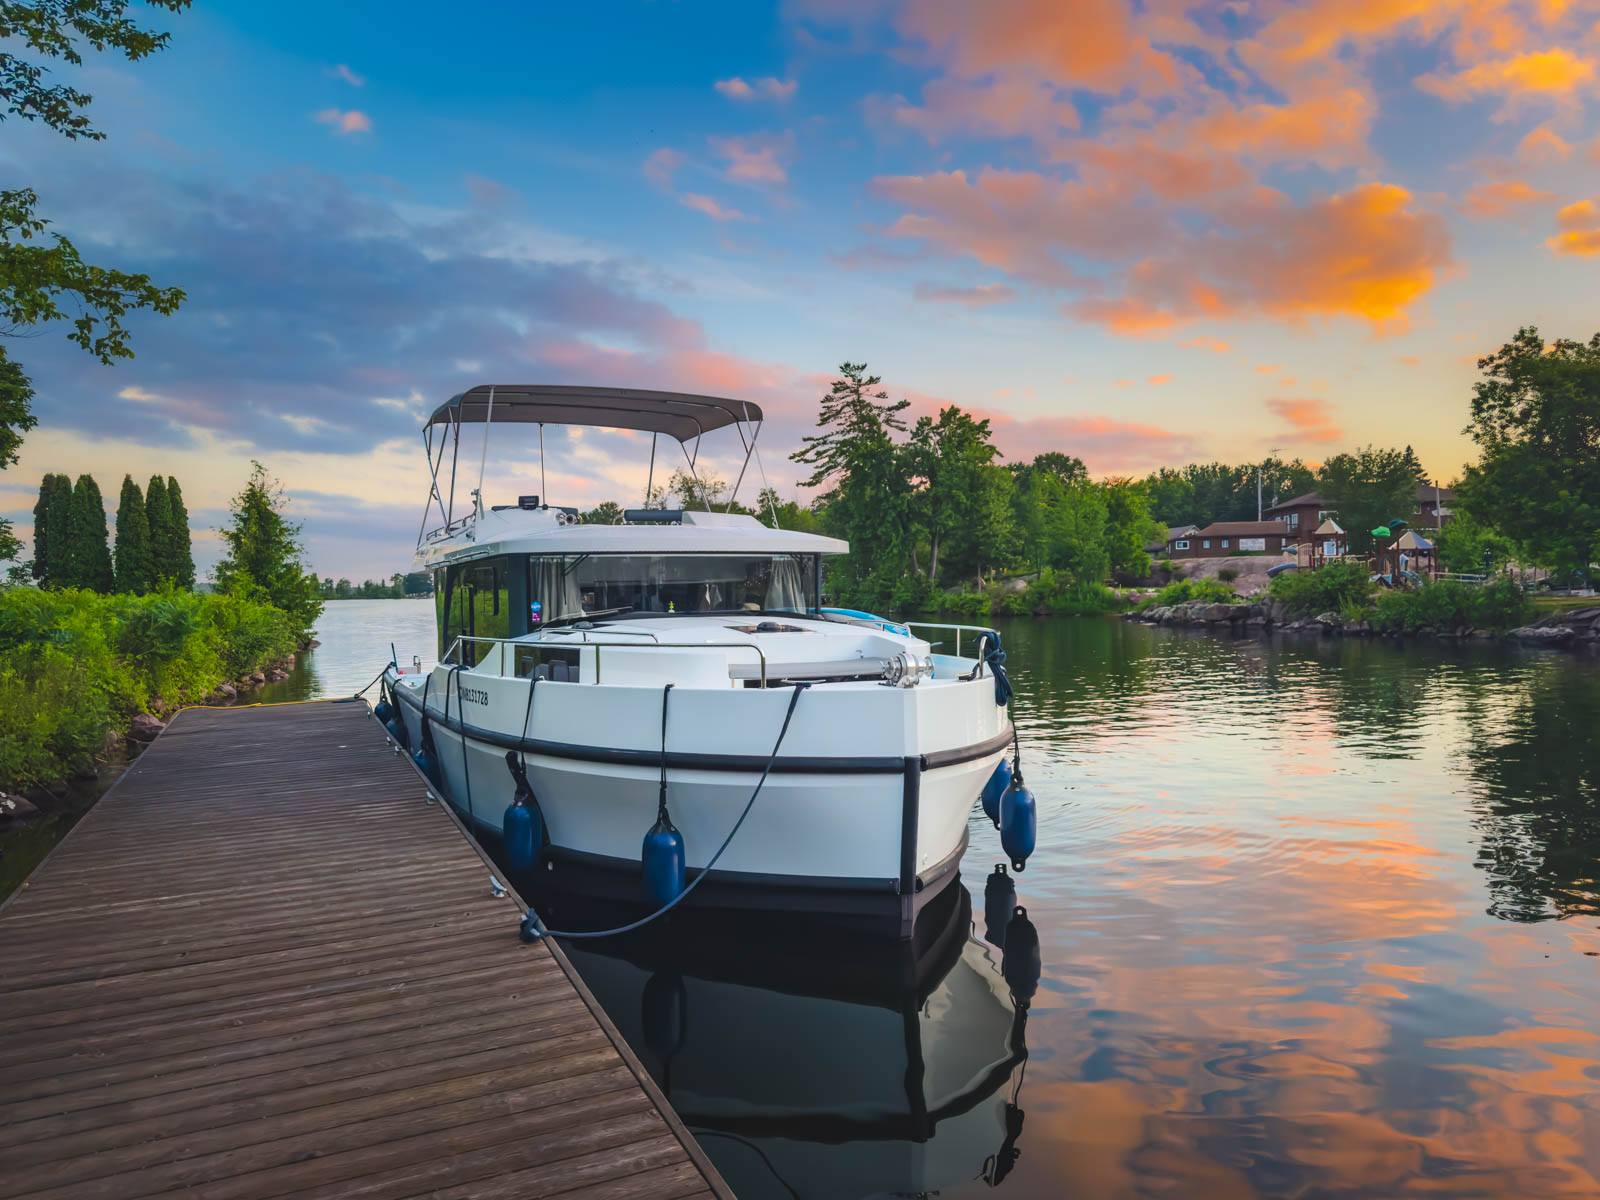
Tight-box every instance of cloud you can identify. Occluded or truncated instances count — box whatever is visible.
[1417,47,1597,109]
[1146,373,1172,385]
[1547,198,1600,256]
[678,192,754,222]
[973,409,1203,474]
[313,108,372,135]
[1517,124,1572,162]
[642,146,684,190]
[1179,336,1231,353]
[912,281,1017,306]
[709,133,791,186]
[328,64,365,87]
[1255,363,1282,374]
[868,76,1080,147]
[1267,396,1342,444]
[714,76,797,102]
[1459,179,1554,219]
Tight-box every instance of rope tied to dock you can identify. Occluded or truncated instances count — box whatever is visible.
[519,681,812,942]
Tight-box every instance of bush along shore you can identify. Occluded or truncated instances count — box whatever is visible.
[0,588,304,802]
[1127,562,1600,653]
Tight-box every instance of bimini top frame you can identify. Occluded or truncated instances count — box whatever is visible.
[418,384,770,547]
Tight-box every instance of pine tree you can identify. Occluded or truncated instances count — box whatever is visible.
[164,475,195,589]
[145,474,173,584]
[113,474,154,593]
[31,473,71,584]
[215,462,322,640]
[63,474,114,591]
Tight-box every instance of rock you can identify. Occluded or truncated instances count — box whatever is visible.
[1561,606,1600,626]
[1269,601,1287,625]
[1342,620,1371,636]
[1510,624,1575,646]
[1471,628,1494,639]
[248,671,267,686]
[1313,611,1341,630]
[1202,603,1234,623]
[128,713,167,742]
[1246,615,1268,627]
[99,729,124,756]
[216,682,236,699]
[283,653,296,669]
[1,793,40,820]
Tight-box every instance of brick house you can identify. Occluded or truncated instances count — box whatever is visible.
[1169,520,1290,558]
[1263,491,1333,540]
[1415,483,1454,530]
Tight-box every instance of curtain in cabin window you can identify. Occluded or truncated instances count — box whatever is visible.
[529,557,584,625]
[767,556,804,611]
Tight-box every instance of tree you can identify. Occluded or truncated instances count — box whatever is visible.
[0,2,189,538]
[113,473,153,593]
[757,487,821,532]
[30,471,69,584]
[904,406,1006,583]
[1102,479,1163,582]
[61,473,112,590]
[1435,508,1517,574]
[1317,446,1421,554]
[144,473,171,579]
[1458,327,1599,580]
[213,462,324,640]
[161,474,194,588]
[582,500,623,525]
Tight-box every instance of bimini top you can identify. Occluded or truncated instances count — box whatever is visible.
[426,385,761,444]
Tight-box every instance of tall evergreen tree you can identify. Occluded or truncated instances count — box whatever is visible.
[30,473,71,584]
[62,474,114,591]
[165,475,195,589]
[144,474,172,581]
[113,474,154,593]
[214,462,323,639]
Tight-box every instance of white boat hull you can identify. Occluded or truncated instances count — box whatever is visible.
[387,662,1009,936]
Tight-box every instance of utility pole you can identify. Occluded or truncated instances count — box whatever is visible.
[1258,447,1283,521]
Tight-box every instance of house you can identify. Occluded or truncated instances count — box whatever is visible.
[1159,524,1200,555]
[1415,483,1454,530]
[1263,491,1333,540]
[1169,520,1291,558]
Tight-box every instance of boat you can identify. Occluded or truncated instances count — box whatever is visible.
[381,384,1020,937]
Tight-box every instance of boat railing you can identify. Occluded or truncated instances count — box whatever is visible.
[443,633,770,687]
[902,621,997,661]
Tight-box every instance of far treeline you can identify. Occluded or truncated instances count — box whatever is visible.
[29,473,194,593]
[315,573,433,599]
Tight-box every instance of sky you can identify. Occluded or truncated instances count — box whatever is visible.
[3,0,1598,580]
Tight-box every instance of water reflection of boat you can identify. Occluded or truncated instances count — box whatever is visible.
[553,882,1034,1199]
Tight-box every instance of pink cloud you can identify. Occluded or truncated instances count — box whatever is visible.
[714,76,797,102]
[678,192,754,223]
[1267,396,1342,444]
[313,108,372,135]
[1459,178,1555,219]
[642,147,685,190]
[709,133,791,186]
[328,63,365,87]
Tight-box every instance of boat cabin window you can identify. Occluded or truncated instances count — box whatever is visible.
[528,553,817,624]
[435,559,510,662]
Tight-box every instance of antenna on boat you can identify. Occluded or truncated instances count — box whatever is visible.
[539,423,546,507]
[645,433,657,507]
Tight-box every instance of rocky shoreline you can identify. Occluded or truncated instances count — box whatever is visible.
[1127,599,1600,652]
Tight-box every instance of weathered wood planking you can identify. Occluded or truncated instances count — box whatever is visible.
[0,701,731,1200]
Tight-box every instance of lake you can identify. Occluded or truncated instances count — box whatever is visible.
[25,600,1600,1196]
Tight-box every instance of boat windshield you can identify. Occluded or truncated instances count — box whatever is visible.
[529,553,817,625]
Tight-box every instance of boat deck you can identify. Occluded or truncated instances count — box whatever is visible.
[0,701,731,1200]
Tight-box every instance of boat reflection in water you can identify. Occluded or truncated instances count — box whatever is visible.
[537,874,1039,1199]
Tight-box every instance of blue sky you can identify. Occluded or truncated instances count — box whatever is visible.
[4,0,1598,578]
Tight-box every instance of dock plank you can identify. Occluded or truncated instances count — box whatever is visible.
[0,702,732,1200]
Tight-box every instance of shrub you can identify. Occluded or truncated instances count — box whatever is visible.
[1268,559,1372,618]
[1370,577,1532,634]
[0,588,297,791]
[1150,576,1238,607]
[1217,567,1238,582]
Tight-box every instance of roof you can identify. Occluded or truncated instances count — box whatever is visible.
[1195,521,1292,537]
[1396,530,1434,550]
[426,385,762,443]
[1165,524,1200,540]
[1263,491,1326,515]
[414,507,847,570]
[1416,483,1455,504]
[1314,517,1345,535]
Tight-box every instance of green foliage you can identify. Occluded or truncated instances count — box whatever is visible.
[1148,576,1238,607]
[0,346,36,469]
[1145,457,1317,528]
[1458,326,1599,579]
[0,586,293,790]
[112,473,153,593]
[1317,446,1425,553]
[757,487,821,532]
[30,470,69,584]
[60,473,113,591]
[1102,479,1163,583]
[315,572,432,600]
[213,462,323,642]
[1434,508,1517,574]
[581,500,623,525]
[905,405,1010,584]
[1370,578,1532,634]
[1217,567,1238,582]
[155,474,193,588]
[1268,559,1373,618]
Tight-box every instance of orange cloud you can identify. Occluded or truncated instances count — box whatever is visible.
[870,76,1080,147]
[1395,354,1422,365]
[678,192,754,223]
[1255,363,1282,374]
[1179,336,1231,352]
[709,133,791,186]
[1460,178,1555,218]
[714,76,797,102]
[969,407,1204,473]
[1147,373,1173,385]
[313,108,372,135]
[912,281,1018,306]
[1268,396,1342,443]
[1517,124,1572,162]
[1546,198,1600,256]
[1418,47,1596,106]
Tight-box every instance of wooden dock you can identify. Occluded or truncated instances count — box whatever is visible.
[0,701,732,1200]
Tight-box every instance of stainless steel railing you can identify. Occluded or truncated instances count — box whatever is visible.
[443,632,770,687]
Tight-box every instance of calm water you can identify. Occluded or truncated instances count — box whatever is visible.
[31,602,1600,1196]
